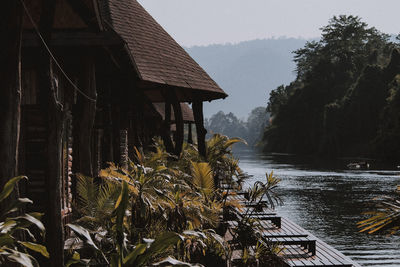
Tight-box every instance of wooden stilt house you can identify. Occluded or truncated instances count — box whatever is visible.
[101,0,227,157]
[2,0,226,265]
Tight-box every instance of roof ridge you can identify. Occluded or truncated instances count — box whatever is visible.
[105,0,228,101]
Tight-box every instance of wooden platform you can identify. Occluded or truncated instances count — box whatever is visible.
[224,192,361,267]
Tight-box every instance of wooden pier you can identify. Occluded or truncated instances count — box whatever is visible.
[224,192,362,267]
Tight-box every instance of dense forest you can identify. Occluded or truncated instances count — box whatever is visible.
[262,15,400,161]
[205,107,270,147]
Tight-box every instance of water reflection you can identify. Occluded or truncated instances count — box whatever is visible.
[235,149,400,267]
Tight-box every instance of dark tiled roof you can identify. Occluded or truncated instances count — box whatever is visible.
[153,103,194,123]
[104,0,227,100]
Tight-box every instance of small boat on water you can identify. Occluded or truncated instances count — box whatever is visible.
[347,162,370,170]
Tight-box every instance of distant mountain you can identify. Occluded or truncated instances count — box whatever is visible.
[185,38,310,118]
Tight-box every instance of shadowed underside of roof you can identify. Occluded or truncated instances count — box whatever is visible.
[153,103,194,123]
[103,0,227,101]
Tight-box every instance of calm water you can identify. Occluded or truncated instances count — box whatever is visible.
[235,149,400,267]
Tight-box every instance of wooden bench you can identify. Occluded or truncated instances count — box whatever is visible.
[264,236,316,256]
[255,218,317,256]
[258,217,302,236]
[256,215,281,228]
[227,220,316,257]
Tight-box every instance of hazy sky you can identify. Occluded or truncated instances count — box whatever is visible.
[138,0,400,47]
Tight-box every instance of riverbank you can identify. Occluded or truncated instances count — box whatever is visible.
[236,146,400,171]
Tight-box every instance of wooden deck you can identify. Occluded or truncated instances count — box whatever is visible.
[225,193,361,267]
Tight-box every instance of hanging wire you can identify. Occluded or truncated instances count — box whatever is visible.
[19,0,97,102]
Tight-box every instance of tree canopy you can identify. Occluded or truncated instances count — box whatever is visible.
[263,15,400,159]
[206,107,270,147]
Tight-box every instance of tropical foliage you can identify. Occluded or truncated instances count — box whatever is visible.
[0,176,49,267]
[65,179,187,267]
[205,133,246,188]
[65,135,282,266]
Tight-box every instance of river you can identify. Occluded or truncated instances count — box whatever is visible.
[235,149,400,267]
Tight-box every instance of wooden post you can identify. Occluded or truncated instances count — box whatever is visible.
[0,0,23,190]
[171,99,184,156]
[193,100,207,158]
[111,106,121,165]
[162,99,174,154]
[102,104,114,164]
[128,105,137,160]
[133,92,144,150]
[74,59,97,177]
[37,0,64,265]
[119,99,130,169]
[44,68,65,267]
[119,129,128,169]
[93,129,103,177]
[187,123,193,144]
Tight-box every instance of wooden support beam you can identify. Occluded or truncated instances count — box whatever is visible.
[128,122,136,161]
[102,104,114,164]
[0,0,23,189]
[136,92,147,149]
[127,102,140,161]
[119,129,128,169]
[93,129,103,176]
[193,100,207,158]
[171,95,184,156]
[134,90,160,149]
[111,106,121,165]
[129,102,141,155]
[187,123,193,144]
[74,59,97,177]
[45,78,64,265]
[119,97,130,168]
[37,0,64,265]
[162,98,174,154]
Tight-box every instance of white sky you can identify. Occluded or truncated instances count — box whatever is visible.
[138,0,400,47]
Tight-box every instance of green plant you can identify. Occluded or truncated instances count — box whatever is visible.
[66,180,186,266]
[67,143,226,266]
[68,138,282,266]
[241,241,283,266]
[181,229,228,266]
[99,149,221,234]
[206,134,246,187]
[74,174,120,229]
[0,176,49,267]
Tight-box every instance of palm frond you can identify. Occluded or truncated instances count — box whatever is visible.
[358,191,400,235]
[191,162,214,195]
[76,175,98,217]
[223,137,247,149]
[96,182,120,220]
